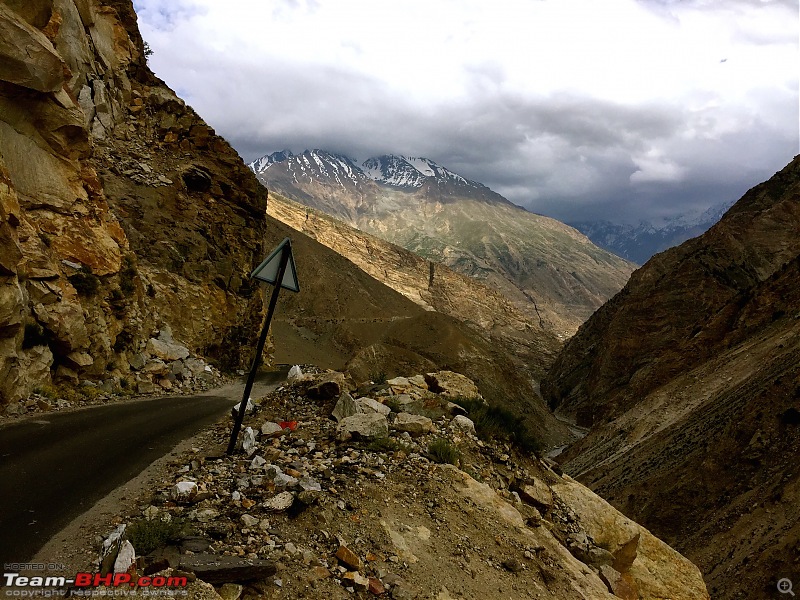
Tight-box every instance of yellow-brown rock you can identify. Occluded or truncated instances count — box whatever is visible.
[552,477,709,600]
[0,0,266,402]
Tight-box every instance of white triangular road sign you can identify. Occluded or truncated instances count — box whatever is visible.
[251,238,299,292]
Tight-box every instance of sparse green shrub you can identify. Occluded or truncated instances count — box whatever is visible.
[126,517,188,555]
[367,436,400,453]
[452,395,544,455]
[385,398,402,414]
[22,322,49,349]
[68,267,100,297]
[81,386,104,401]
[33,384,59,399]
[428,438,460,466]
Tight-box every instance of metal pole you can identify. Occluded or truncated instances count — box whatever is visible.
[227,244,290,455]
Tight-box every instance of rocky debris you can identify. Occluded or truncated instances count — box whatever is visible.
[92,369,708,600]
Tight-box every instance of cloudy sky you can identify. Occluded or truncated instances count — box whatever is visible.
[133,0,798,224]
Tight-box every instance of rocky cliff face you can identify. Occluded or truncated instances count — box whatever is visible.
[543,156,800,598]
[0,0,266,403]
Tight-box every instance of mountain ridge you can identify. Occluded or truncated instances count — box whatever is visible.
[250,149,636,336]
[542,154,800,599]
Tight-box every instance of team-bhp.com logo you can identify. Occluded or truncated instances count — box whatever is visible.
[4,572,188,596]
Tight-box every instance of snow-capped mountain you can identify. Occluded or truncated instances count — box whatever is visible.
[362,155,473,189]
[570,199,735,265]
[251,149,369,189]
[249,149,294,174]
[248,150,511,206]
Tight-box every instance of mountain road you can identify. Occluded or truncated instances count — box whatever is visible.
[0,369,287,567]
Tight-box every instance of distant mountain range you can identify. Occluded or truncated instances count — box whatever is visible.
[569,200,735,265]
[249,149,636,336]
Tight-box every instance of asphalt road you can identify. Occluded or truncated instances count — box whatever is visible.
[0,370,286,567]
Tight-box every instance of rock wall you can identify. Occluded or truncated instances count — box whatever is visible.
[542,156,800,598]
[0,0,267,403]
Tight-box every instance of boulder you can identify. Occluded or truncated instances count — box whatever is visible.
[408,374,428,389]
[450,415,475,435]
[178,555,276,584]
[552,478,709,599]
[287,365,303,380]
[128,353,147,371]
[308,379,341,401]
[335,545,362,571]
[260,421,283,436]
[0,3,66,92]
[146,337,190,362]
[518,478,553,509]
[425,371,481,399]
[171,481,198,503]
[136,378,157,394]
[599,565,638,600]
[113,541,136,574]
[357,397,391,416]
[241,427,258,456]
[331,392,362,422]
[337,413,389,441]
[393,412,435,437]
[264,491,295,511]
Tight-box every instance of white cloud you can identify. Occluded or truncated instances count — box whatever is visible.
[133,0,799,223]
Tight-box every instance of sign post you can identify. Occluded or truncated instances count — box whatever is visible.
[227,238,299,455]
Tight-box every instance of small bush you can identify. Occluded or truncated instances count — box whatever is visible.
[385,398,402,414]
[68,267,101,297]
[370,371,387,385]
[428,438,460,466]
[367,436,400,453]
[81,386,104,401]
[33,384,59,399]
[126,518,188,555]
[452,395,544,455]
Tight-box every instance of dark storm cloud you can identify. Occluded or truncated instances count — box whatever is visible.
[147,8,797,225]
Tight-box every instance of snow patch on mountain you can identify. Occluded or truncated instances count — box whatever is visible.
[362,154,475,190]
[249,150,293,174]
